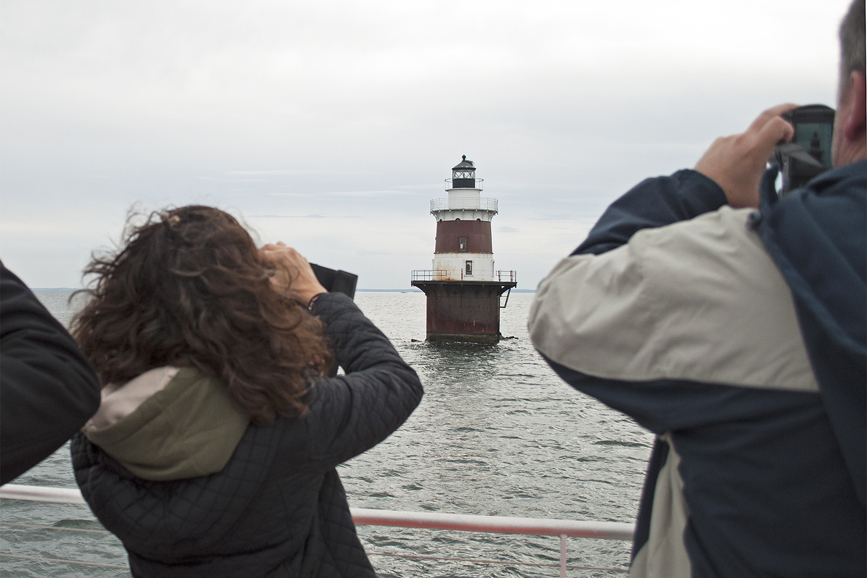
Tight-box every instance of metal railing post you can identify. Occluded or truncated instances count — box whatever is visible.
[560,534,567,578]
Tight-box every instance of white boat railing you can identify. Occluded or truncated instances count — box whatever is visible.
[0,484,86,504]
[1,483,634,576]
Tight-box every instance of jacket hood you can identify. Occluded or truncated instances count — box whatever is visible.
[83,366,250,481]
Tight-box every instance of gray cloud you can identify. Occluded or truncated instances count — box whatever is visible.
[0,0,851,288]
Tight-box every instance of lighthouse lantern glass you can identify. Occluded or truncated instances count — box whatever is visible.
[452,168,476,189]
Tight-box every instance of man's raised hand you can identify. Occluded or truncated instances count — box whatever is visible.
[695,104,798,208]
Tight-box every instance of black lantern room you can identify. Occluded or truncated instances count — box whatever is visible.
[451,155,476,189]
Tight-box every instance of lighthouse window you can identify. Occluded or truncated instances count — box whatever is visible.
[459,237,467,252]
[465,260,473,276]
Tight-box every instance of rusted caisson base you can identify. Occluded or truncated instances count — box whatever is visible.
[411,280,516,344]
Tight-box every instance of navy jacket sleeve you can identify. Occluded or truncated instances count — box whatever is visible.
[301,292,423,468]
[574,169,727,256]
[0,262,101,484]
[757,161,867,505]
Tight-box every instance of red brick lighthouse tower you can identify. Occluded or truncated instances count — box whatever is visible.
[411,156,517,343]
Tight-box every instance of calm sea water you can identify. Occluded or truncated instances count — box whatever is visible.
[1,290,652,577]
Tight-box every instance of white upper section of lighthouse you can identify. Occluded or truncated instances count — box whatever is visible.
[411,156,517,285]
[429,156,499,222]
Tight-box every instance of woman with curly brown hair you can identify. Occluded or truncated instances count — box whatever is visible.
[70,205,423,578]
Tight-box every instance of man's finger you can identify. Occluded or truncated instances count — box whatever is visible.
[748,103,800,133]
[756,116,796,157]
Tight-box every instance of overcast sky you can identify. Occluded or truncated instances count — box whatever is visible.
[0,0,853,289]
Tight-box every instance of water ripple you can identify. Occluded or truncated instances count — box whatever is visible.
[6,291,652,577]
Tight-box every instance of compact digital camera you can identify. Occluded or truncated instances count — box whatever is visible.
[771,104,835,194]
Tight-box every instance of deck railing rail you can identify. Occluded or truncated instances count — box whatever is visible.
[411,269,449,281]
[497,270,517,283]
[444,178,484,191]
[1,483,633,577]
[411,270,517,284]
[430,197,498,213]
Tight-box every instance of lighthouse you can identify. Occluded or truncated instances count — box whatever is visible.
[411,156,517,343]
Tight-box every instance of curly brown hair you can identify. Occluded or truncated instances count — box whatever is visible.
[71,205,332,425]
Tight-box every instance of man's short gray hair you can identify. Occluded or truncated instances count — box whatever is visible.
[840,0,865,83]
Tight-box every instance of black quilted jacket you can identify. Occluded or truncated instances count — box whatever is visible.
[72,293,423,577]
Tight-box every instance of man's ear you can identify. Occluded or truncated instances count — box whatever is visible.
[843,69,866,141]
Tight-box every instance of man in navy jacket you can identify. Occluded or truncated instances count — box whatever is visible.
[529,1,865,576]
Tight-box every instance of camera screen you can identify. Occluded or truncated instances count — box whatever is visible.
[794,122,834,169]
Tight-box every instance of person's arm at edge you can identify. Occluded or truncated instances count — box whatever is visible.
[532,105,799,374]
[0,262,101,484]
[305,292,422,468]
[573,171,728,256]
[258,243,422,468]
[574,104,798,257]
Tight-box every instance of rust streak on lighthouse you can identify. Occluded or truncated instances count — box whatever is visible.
[411,156,517,343]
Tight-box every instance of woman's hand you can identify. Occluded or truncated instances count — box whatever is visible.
[259,242,327,306]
